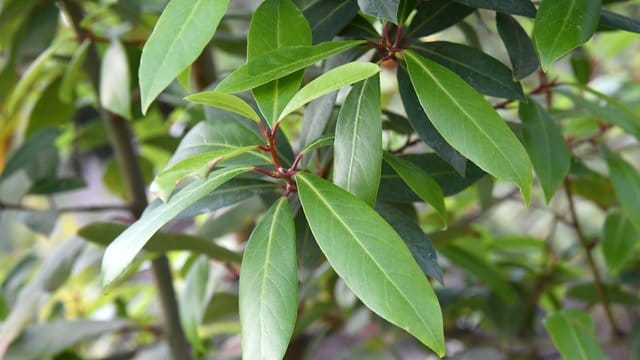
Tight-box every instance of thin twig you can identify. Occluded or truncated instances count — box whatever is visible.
[0,201,129,213]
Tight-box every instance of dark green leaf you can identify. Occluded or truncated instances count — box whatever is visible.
[604,149,640,229]
[533,0,601,70]
[357,0,399,23]
[496,13,539,80]
[249,0,312,125]
[383,152,446,223]
[567,281,640,305]
[544,309,605,360]
[412,41,525,100]
[404,50,532,203]
[1,128,59,184]
[100,40,131,119]
[570,48,592,84]
[303,0,359,43]
[239,198,298,360]
[340,14,380,40]
[453,0,536,17]
[26,78,75,136]
[602,211,638,273]
[599,10,640,33]
[139,0,230,113]
[102,166,251,288]
[333,75,382,205]
[397,0,419,25]
[375,202,443,283]
[408,0,474,38]
[519,98,571,203]
[397,68,466,175]
[296,172,444,356]
[295,211,322,279]
[215,40,364,93]
[79,222,242,263]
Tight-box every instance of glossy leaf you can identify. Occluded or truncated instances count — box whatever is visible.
[453,0,536,17]
[604,150,640,229]
[599,10,640,33]
[397,68,466,175]
[397,0,419,25]
[383,152,446,224]
[602,211,638,273]
[185,91,261,122]
[249,0,311,125]
[279,62,379,122]
[215,40,364,93]
[533,0,601,71]
[303,0,359,43]
[404,50,532,203]
[496,13,539,80]
[151,146,257,201]
[407,0,474,38]
[139,0,230,113]
[239,198,297,360]
[79,222,242,263]
[333,75,382,205]
[100,40,131,119]
[300,135,334,155]
[357,0,399,23]
[101,166,251,288]
[375,202,443,283]
[296,172,445,356]
[412,41,525,100]
[519,98,571,203]
[544,309,605,360]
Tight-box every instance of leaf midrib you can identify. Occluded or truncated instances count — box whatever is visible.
[345,79,369,194]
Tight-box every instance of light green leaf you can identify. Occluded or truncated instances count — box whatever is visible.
[59,40,89,104]
[544,309,605,360]
[519,98,571,203]
[383,152,446,224]
[100,40,131,119]
[215,40,364,94]
[357,0,399,24]
[604,150,640,229]
[139,0,230,114]
[79,222,242,263]
[496,13,539,80]
[333,75,381,206]
[185,91,260,122]
[249,0,311,126]
[602,211,638,273]
[404,50,532,203]
[296,172,445,356]
[300,135,335,155]
[101,166,251,288]
[279,62,379,122]
[239,198,297,360]
[533,0,601,71]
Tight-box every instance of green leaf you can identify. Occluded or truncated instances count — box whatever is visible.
[180,256,211,350]
[79,222,242,263]
[279,62,379,122]
[101,166,251,288]
[404,50,532,203]
[567,281,640,305]
[139,0,230,113]
[496,13,539,80]
[357,0,399,23]
[533,0,601,71]
[412,41,525,101]
[239,198,297,360]
[333,75,381,206]
[5,321,128,360]
[602,211,639,273]
[185,91,261,122]
[215,40,364,94]
[599,10,640,34]
[519,98,571,203]
[151,146,257,201]
[397,68,466,175]
[248,0,311,125]
[59,40,89,104]
[303,0,359,43]
[604,150,640,229]
[452,0,536,17]
[296,172,445,356]
[570,48,592,84]
[375,202,443,283]
[407,0,474,38]
[544,309,605,360]
[383,152,446,224]
[300,135,335,155]
[439,244,517,302]
[100,40,131,119]
[397,0,419,25]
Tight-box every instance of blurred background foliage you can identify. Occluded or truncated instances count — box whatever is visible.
[0,0,639,359]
